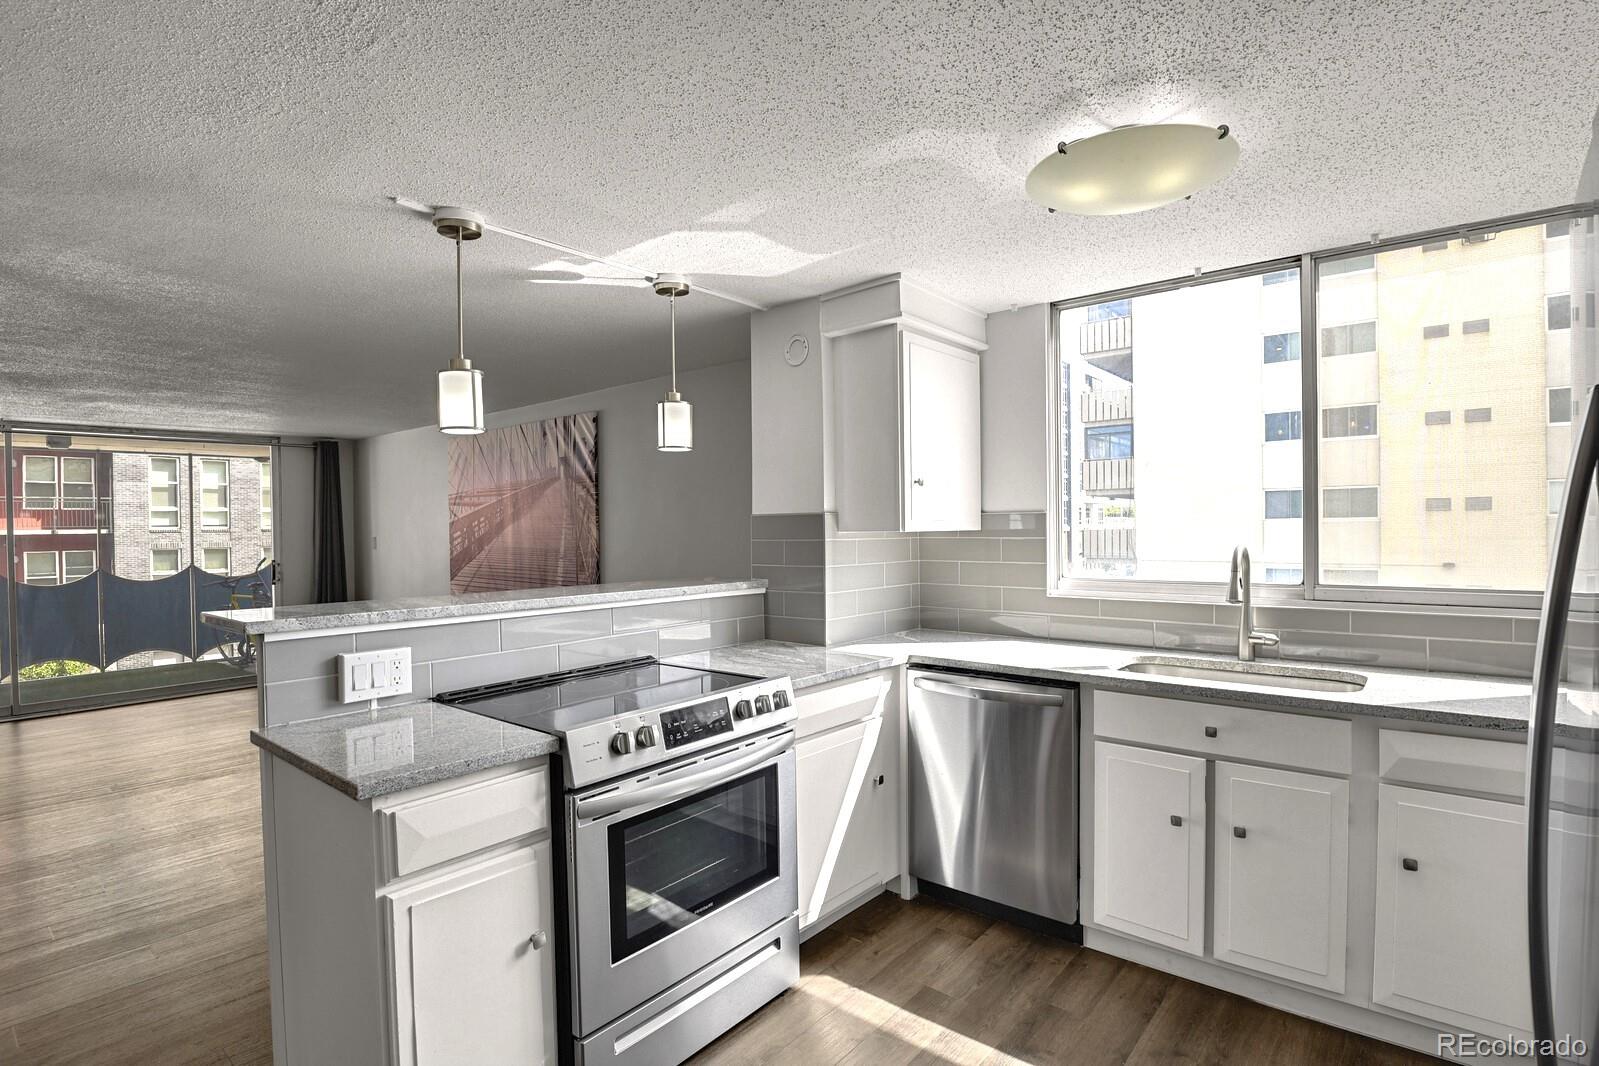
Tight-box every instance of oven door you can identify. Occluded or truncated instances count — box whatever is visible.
[568,729,797,1036]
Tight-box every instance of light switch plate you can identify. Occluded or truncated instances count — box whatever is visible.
[338,648,412,703]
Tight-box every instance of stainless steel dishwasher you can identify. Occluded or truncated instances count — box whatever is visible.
[908,670,1079,929]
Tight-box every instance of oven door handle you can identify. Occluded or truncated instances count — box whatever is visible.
[574,731,794,820]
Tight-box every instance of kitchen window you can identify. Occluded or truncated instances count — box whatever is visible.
[149,456,180,529]
[201,547,231,575]
[1050,208,1594,607]
[200,459,230,529]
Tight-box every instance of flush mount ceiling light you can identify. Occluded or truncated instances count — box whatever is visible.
[654,274,693,453]
[433,207,486,435]
[1024,123,1239,216]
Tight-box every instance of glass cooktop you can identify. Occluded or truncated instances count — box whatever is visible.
[438,657,759,735]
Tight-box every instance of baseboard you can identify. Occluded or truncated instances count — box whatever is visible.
[916,879,1084,944]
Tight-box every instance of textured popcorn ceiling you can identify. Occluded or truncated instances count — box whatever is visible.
[3,1,1596,437]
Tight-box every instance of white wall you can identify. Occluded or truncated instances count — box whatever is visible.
[982,304,1050,512]
[749,298,826,514]
[354,361,753,600]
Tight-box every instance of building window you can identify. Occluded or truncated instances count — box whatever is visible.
[149,456,180,529]
[1265,489,1303,519]
[200,459,230,529]
[1263,269,1296,286]
[1549,294,1573,330]
[1322,404,1377,438]
[260,458,272,531]
[1322,255,1375,276]
[1320,321,1377,357]
[1465,496,1494,512]
[1323,487,1379,519]
[151,549,181,577]
[201,547,231,575]
[61,456,94,509]
[1323,568,1379,586]
[22,456,57,509]
[1422,323,1450,339]
[62,550,96,582]
[1263,567,1303,583]
[1084,424,1133,460]
[1263,331,1301,363]
[1462,318,1491,335]
[1463,407,1493,424]
[1550,387,1573,424]
[1264,412,1302,442]
[1424,410,1452,426]
[1549,480,1566,514]
[23,551,59,586]
[1087,299,1130,321]
[1424,497,1452,512]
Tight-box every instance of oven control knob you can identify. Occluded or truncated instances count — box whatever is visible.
[733,700,753,720]
[754,695,773,715]
[635,724,657,748]
[772,690,790,710]
[609,732,634,756]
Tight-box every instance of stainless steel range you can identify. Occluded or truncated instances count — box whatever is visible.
[439,657,800,1066]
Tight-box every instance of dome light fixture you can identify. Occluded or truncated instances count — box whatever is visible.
[1025,123,1239,216]
[653,274,693,453]
[433,207,486,435]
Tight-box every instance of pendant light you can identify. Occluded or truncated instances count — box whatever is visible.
[654,274,693,452]
[433,207,486,435]
[1025,123,1239,216]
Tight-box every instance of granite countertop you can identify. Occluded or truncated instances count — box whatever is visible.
[839,629,1599,738]
[250,700,560,800]
[662,640,899,690]
[205,578,765,636]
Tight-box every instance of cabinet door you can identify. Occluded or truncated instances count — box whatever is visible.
[1092,742,1206,955]
[797,715,888,926]
[385,843,557,1066]
[1213,762,1349,992]
[903,337,980,531]
[1373,785,1531,1035]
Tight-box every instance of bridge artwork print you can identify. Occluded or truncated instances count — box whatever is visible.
[447,413,600,594]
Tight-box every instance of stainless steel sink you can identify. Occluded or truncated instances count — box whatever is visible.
[1118,656,1367,692]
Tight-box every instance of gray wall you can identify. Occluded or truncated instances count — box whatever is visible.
[260,592,766,726]
[354,361,752,600]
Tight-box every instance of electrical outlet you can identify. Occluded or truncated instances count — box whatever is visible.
[338,648,412,703]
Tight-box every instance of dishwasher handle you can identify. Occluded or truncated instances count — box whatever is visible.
[911,674,1067,707]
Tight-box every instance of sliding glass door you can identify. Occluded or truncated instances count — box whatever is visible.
[0,426,278,717]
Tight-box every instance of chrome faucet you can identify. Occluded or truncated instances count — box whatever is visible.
[1226,546,1280,662]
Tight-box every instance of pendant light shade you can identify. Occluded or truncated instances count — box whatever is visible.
[1025,123,1239,216]
[654,274,693,453]
[433,208,486,435]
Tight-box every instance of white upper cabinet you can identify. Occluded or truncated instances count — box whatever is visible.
[824,276,984,532]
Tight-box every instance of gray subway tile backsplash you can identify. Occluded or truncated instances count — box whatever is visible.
[558,630,661,670]
[612,599,705,633]
[261,633,355,684]
[431,645,559,694]
[355,619,499,662]
[501,608,613,650]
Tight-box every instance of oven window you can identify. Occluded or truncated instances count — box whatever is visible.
[608,765,780,962]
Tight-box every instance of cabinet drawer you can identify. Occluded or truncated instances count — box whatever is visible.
[379,765,550,881]
[793,671,892,741]
[1095,691,1351,775]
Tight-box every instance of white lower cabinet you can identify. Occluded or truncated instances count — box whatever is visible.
[1213,761,1349,992]
[793,671,898,930]
[384,842,558,1066]
[1092,741,1207,955]
[1372,784,1533,1035]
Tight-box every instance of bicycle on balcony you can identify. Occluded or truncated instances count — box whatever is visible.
[207,559,276,670]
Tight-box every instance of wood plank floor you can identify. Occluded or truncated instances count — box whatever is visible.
[0,690,1435,1065]
[0,690,270,1065]
[692,897,1436,1066]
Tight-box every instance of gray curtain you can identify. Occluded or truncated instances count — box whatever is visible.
[312,440,348,603]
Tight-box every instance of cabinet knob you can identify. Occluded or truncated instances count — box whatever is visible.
[528,930,548,949]
[1401,857,1419,872]
[913,478,925,486]
[1204,726,1218,738]
[874,774,886,786]
[1169,814,1183,827]
[1233,825,1247,839]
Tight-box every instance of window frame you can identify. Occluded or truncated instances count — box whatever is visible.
[1046,204,1589,611]
[201,546,231,575]
[148,455,181,530]
[150,548,181,578]
[259,458,272,531]
[22,550,59,586]
[199,458,230,530]
[21,455,58,510]
[62,549,96,582]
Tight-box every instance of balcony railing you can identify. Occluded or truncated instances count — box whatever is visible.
[1079,527,1136,561]
[1080,315,1132,355]
[13,498,114,533]
[1081,457,1133,494]
[1080,388,1133,423]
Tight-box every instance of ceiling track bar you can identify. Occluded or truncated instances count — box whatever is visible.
[391,196,767,312]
